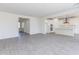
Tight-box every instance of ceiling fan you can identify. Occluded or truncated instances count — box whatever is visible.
[58,16,77,24]
[64,16,77,24]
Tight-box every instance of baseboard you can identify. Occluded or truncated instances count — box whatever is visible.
[74,33,79,35]
[29,33,43,35]
[0,33,19,40]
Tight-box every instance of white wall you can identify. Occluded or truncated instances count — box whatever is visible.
[69,18,79,34]
[40,18,46,34]
[29,17,42,35]
[0,12,19,39]
[0,11,43,39]
[24,19,30,33]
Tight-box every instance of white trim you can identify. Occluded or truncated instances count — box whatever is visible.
[0,33,19,39]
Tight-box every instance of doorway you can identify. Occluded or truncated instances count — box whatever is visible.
[18,17,30,36]
[45,19,54,33]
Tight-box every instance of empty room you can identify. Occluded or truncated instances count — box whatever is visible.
[0,3,79,55]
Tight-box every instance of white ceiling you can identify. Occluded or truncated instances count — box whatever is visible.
[0,3,75,17]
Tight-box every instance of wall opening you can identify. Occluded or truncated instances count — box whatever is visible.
[18,17,30,36]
